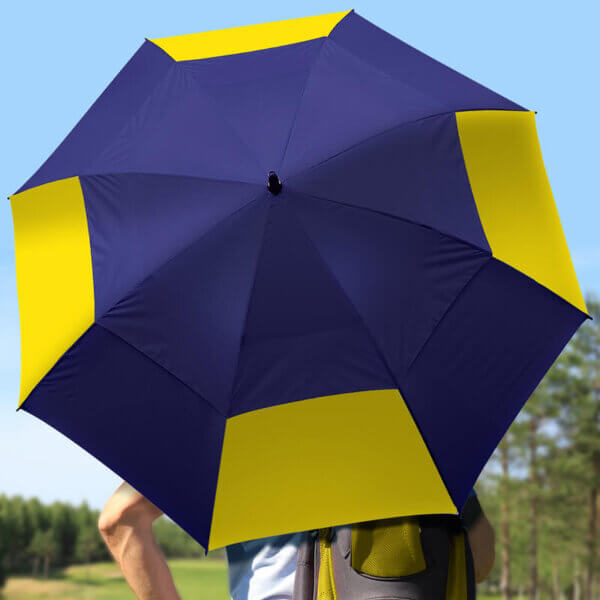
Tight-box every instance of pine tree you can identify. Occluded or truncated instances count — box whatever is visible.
[499,434,514,600]
[555,297,600,600]
[28,530,58,578]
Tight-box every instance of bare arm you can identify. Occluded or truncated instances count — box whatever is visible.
[463,496,496,583]
[98,482,181,600]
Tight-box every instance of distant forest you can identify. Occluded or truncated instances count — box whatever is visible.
[0,494,224,588]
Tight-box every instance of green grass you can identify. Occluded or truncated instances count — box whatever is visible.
[1,558,230,600]
[0,561,503,600]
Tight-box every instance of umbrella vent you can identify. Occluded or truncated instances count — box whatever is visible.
[267,171,282,195]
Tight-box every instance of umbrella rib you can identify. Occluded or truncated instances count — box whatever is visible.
[327,35,525,114]
[285,108,519,185]
[18,190,267,416]
[180,63,268,176]
[86,60,265,182]
[94,190,269,416]
[225,198,274,417]
[405,257,491,374]
[286,202,457,507]
[13,172,262,200]
[84,61,177,179]
[292,189,492,256]
[96,322,227,416]
[80,171,265,188]
[298,192,590,321]
[96,189,267,332]
[277,38,328,174]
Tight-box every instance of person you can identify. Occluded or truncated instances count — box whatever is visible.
[98,481,495,600]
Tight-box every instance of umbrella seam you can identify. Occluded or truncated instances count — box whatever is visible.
[484,258,592,321]
[16,324,97,413]
[20,398,214,551]
[285,109,523,184]
[92,190,269,416]
[326,8,354,37]
[405,256,590,389]
[144,36,178,63]
[96,322,227,416]
[95,190,266,323]
[85,61,179,178]
[327,32,526,113]
[286,199,457,510]
[330,40,436,102]
[11,172,263,201]
[88,60,265,182]
[326,36,443,118]
[13,41,179,196]
[292,189,493,257]
[225,197,274,417]
[277,37,328,174]
[81,171,265,188]
[179,63,269,176]
[17,190,266,413]
[405,257,492,374]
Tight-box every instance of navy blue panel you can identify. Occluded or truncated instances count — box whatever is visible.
[287,113,490,251]
[22,325,224,549]
[183,38,324,175]
[81,173,262,318]
[87,63,264,183]
[280,38,444,177]
[289,191,490,379]
[403,259,586,510]
[331,12,525,113]
[17,41,174,194]
[230,193,394,417]
[99,196,271,414]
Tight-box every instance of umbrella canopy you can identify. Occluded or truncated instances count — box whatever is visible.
[11,9,587,550]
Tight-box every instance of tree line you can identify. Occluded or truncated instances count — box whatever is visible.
[0,494,213,588]
[477,296,599,600]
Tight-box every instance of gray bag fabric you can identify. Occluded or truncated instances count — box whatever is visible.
[293,516,475,600]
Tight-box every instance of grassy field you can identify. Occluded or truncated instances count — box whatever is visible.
[0,559,230,600]
[0,559,501,599]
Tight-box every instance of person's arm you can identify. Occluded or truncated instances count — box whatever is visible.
[98,481,181,600]
[461,492,495,583]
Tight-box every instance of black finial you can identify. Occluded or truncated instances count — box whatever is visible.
[267,171,282,195]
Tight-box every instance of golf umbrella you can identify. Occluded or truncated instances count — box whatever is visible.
[11,10,587,550]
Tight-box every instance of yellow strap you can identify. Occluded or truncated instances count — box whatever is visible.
[317,528,337,600]
[445,531,468,600]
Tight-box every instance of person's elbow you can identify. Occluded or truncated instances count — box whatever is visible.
[98,482,161,560]
[467,515,496,583]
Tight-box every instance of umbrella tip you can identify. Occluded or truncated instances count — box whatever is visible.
[267,171,282,195]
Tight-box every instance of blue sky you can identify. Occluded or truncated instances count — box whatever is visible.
[1,0,599,510]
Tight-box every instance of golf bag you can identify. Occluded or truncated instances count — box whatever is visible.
[292,505,478,600]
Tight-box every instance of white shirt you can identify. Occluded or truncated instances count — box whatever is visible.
[226,532,310,600]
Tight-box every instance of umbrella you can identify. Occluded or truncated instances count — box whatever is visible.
[10,9,587,550]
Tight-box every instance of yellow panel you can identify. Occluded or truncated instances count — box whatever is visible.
[209,389,456,549]
[149,10,352,61]
[11,177,95,407]
[456,110,586,314]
